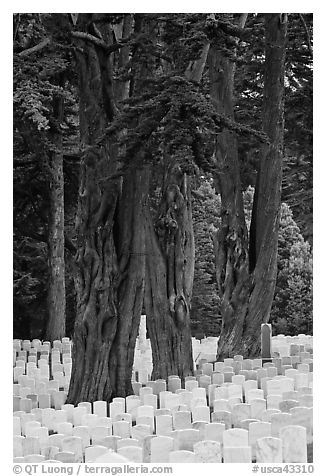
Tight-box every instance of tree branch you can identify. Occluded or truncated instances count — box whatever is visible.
[18,38,51,57]
[71,31,132,54]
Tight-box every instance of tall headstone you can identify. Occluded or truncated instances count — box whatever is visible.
[261,324,272,364]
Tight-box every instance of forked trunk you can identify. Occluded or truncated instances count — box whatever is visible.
[210,14,287,358]
[144,167,194,380]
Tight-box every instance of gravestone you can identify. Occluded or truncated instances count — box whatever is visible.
[250,398,267,420]
[168,377,181,393]
[42,408,56,432]
[90,426,111,443]
[115,413,132,424]
[213,399,229,412]
[23,436,41,456]
[93,401,107,417]
[139,386,153,404]
[118,446,143,462]
[48,434,65,451]
[96,435,121,452]
[279,399,300,413]
[25,421,41,437]
[246,389,264,403]
[143,393,157,410]
[112,421,131,439]
[85,445,109,463]
[192,421,207,439]
[73,406,88,427]
[57,422,73,438]
[54,451,76,463]
[151,436,175,463]
[298,394,313,407]
[231,403,251,426]
[232,374,246,387]
[280,425,307,463]
[211,410,232,429]
[117,438,142,449]
[13,436,24,457]
[142,434,155,463]
[126,396,141,421]
[204,422,225,443]
[239,419,260,430]
[96,417,113,430]
[249,422,272,458]
[192,406,210,423]
[72,426,91,449]
[212,372,224,386]
[41,446,60,460]
[24,454,46,463]
[156,414,173,436]
[267,394,282,410]
[173,411,192,430]
[290,407,313,444]
[176,429,201,451]
[13,416,21,436]
[223,428,249,447]
[61,436,83,463]
[194,440,222,463]
[131,424,152,442]
[271,412,293,437]
[261,409,281,423]
[223,446,252,463]
[256,436,282,463]
[169,450,196,462]
[261,324,272,364]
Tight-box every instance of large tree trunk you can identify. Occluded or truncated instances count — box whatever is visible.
[143,34,211,379]
[67,14,146,403]
[241,14,287,355]
[144,165,194,380]
[46,94,66,341]
[210,14,287,358]
[209,16,250,358]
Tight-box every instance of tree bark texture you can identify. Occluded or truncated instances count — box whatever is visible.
[144,165,195,380]
[143,36,211,380]
[209,40,250,358]
[210,14,287,358]
[67,15,146,404]
[46,94,66,341]
[243,13,287,355]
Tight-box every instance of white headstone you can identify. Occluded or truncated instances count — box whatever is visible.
[271,412,293,437]
[169,450,196,462]
[176,429,201,451]
[151,436,175,463]
[256,436,283,463]
[223,446,252,463]
[194,440,222,462]
[117,445,143,462]
[280,425,307,463]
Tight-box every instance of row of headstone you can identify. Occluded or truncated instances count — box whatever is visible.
[13,424,308,463]
[13,334,312,463]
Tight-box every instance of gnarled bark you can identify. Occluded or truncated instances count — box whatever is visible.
[144,166,194,380]
[210,14,287,358]
[67,14,146,404]
[209,37,250,358]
